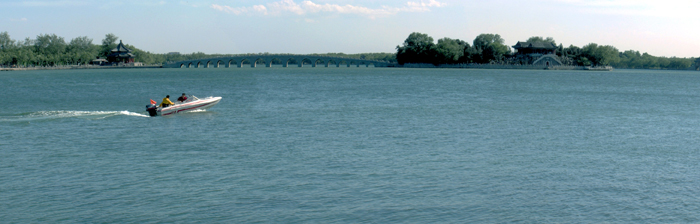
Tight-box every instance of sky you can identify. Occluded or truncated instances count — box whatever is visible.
[1,0,699,57]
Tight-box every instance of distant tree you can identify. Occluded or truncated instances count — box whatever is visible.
[101,33,119,58]
[472,34,503,50]
[615,50,643,68]
[557,44,564,57]
[657,56,671,68]
[68,36,96,64]
[581,43,619,66]
[34,34,66,66]
[396,32,436,64]
[641,52,659,68]
[461,45,479,63]
[578,57,592,66]
[667,57,692,69]
[596,45,620,66]
[0,32,14,65]
[434,37,468,64]
[472,33,510,63]
[560,45,583,65]
[526,36,556,45]
[0,31,14,50]
[69,36,93,51]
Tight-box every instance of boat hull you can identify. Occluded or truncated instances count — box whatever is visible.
[156,96,222,116]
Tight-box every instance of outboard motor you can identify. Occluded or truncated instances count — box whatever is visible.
[146,104,158,117]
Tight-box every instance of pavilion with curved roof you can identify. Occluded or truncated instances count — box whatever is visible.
[107,40,135,64]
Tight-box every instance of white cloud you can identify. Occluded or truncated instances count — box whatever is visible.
[10,18,28,22]
[407,0,445,10]
[211,3,267,15]
[211,0,445,19]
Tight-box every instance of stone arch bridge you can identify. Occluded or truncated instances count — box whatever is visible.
[163,54,397,68]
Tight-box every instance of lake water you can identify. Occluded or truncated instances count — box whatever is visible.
[2,68,700,223]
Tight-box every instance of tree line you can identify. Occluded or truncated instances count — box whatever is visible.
[0,31,695,69]
[0,32,253,67]
[395,32,696,69]
[0,32,398,67]
[396,32,510,65]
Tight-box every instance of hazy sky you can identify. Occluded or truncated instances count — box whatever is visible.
[2,0,698,57]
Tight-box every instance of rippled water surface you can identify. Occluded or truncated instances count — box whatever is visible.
[2,68,700,223]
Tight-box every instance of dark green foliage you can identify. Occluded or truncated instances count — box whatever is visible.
[0,31,695,70]
[434,38,469,64]
[395,32,511,65]
[556,44,564,57]
[393,32,694,69]
[470,34,510,63]
[68,36,98,65]
[396,32,437,64]
[34,34,67,66]
[0,31,399,67]
[613,50,694,69]
[580,43,620,66]
[526,36,556,46]
[101,33,118,58]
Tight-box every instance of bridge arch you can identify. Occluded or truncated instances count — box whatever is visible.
[336,60,349,67]
[252,58,268,68]
[227,59,236,68]
[283,58,295,67]
[298,58,314,67]
[238,59,251,68]
[267,57,284,67]
[164,54,395,68]
[326,59,338,67]
[313,59,326,67]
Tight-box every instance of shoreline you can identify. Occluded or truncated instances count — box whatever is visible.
[1,64,696,72]
[399,63,615,71]
[0,65,162,72]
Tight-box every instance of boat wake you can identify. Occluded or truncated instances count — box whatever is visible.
[186,109,208,113]
[0,110,149,122]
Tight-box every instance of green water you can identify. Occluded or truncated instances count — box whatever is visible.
[2,68,700,222]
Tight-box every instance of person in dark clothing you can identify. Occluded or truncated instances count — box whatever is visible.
[177,93,188,102]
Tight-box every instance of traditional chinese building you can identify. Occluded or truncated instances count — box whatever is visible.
[513,41,557,55]
[512,41,562,66]
[107,40,135,64]
[90,58,108,65]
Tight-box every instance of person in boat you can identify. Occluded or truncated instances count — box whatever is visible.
[161,95,175,108]
[177,93,188,102]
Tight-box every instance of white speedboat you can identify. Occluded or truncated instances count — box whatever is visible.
[146,96,222,116]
